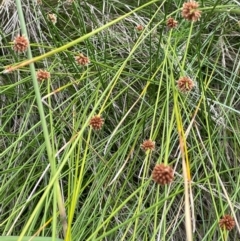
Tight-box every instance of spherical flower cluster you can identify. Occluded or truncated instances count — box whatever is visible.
[36,70,50,82]
[75,53,90,66]
[176,76,194,92]
[13,35,29,53]
[182,1,201,22]
[152,163,174,185]
[166,17,178,28]
[48,13,57,24]
[89,115,104,130]
[219,215,235,231]
[136,25,144,31]
[141,139,155,152]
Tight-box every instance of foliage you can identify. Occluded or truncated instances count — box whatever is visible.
[0,0,240,240]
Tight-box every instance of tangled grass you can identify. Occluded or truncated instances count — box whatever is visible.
[0,0,240,240]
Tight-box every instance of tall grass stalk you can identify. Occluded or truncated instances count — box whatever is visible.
[14,0,66,240]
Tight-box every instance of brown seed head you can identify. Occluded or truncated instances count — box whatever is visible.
[136,25,144,31]
[182,1,201,22]
[75,53,90,66]
[141,139,155,152]
[89,115,104,130]
[48,13,57,24]
[167,18,178,28]
[13,35,29,53]
[177,76,194,92]
[36,69,50,82]
[152,163,174,185]
[219,215,235,231]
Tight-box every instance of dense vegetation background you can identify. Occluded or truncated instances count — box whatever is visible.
[0,0,240,240]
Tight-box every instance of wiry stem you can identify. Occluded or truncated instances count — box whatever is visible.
[14,0,67,239]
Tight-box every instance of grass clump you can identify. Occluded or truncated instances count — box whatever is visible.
[0,0,240,240]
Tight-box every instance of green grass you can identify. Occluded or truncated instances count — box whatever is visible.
[0,0,240,240]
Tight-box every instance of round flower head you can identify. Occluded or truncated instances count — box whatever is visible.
[89,115,104,130]
[75,53,90,66]
[13,35,29,53]
[219,215,235,231]
[167,18,178,28]
[177,77,194,92]
[141,139,155,152]
[36,69,50,82]
[152,163,174,185]
[182,1,201,22]
[136,25,144,31]
[48,13,57,24]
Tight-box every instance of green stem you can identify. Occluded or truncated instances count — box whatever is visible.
[199,4,240,14]
[14,0,66,240]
